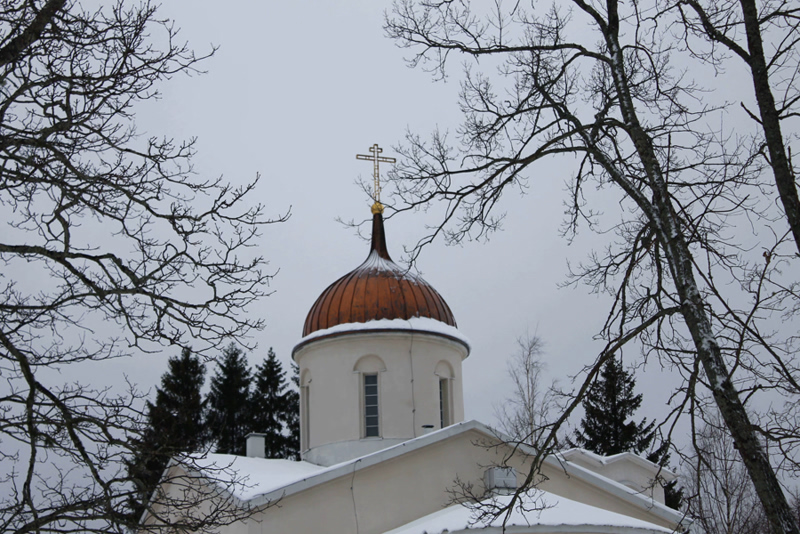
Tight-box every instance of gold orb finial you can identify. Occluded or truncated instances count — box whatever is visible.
[356,143,396,213]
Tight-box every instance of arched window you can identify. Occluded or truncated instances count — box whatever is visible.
[354,355,386,438]
[435,361,454,429]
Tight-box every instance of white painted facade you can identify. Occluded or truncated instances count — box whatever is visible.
[293,327,469,466]
[560,448,672,503]
[143,422,687,534]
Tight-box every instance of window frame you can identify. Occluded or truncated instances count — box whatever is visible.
[439,377,452,429]
[363,372,381,438]
[300,378,311,451]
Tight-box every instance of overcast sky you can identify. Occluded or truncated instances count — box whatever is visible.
[110,0,725,431]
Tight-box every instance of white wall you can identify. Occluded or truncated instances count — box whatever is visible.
[294,330,468,465]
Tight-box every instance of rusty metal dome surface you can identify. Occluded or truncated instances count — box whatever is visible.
[302,213,457,337]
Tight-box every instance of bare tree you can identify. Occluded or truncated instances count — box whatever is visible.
[494,334,558,447]
[685,411,769,534]
[667,0,800,485]
[0,1,284,532]
[385,0,798,532]
[670,0,800,255]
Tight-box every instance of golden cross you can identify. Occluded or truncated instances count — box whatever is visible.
[356,144,396,213]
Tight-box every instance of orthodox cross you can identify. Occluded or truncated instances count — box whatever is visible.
[356,144,396,212]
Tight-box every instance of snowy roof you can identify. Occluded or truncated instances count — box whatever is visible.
[181,424,466,504]
[170,421,686,530]
[382,491,674,534]
[293,316,472,355]
[185,454,328,501]
[559,448,678,482]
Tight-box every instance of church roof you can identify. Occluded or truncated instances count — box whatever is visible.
[302,211,457,336]
[293,316,471,357]
[167,420,688,533]
[177,455,327,502]
[383,490,674,534]
[559,448,677,482]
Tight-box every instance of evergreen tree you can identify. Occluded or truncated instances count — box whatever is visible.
[572,356,682,509]
[249,348,298,459]
[572,356,655,456]
[206,343,252,455]
[127,347,206,516]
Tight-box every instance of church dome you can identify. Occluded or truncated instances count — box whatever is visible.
[302,212,457,336]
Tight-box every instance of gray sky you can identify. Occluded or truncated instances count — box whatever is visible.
[116,0,694,429]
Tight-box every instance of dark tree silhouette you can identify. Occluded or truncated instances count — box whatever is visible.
[127,348,207,517]
[0,1,282,532]
[671,0,800,255]
[572,357,655,456]
[572,357,682,509]
[206,344,253,455]
[249,348,298,459]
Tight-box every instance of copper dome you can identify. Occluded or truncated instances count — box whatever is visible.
[302,213,457,336]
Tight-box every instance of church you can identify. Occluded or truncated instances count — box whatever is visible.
[142,150,688,533]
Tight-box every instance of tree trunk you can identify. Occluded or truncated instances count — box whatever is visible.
[678,279,800,534]
[739,0,800,256]
[651,180,799,534]
[603,0,799,524]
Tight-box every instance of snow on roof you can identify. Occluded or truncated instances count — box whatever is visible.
[559,448,677,482]
[381,491,673,534]
[174,421,685,531]
[185,454,327,501]
[293,316,472,353]
[360,248,421,281]
[179,423,475,505]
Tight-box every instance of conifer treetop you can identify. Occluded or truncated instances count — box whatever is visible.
[572,356,655,457]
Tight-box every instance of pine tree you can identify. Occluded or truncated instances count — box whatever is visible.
[127,347,206,516]
[249,348,298,459]
[572,356,655,456]
[572,356,682,509]
[206,343,252,455]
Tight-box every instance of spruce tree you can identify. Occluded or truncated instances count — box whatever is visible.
[127,347,206,516]
[206,343,252,455]
[572,356,655,456]
[572,356,682,509]
[249,348,298,459]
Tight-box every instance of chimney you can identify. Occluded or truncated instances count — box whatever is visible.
[246,433,267,458]
[421,424,435,435]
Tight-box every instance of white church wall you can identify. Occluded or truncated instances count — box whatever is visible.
[588,460,665,502]
[148,423,684,534]
[559,450,671,504]
[294,330,468,466]
[245,428,505,534]
[538,460,676,530]
[235,426,679,534]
